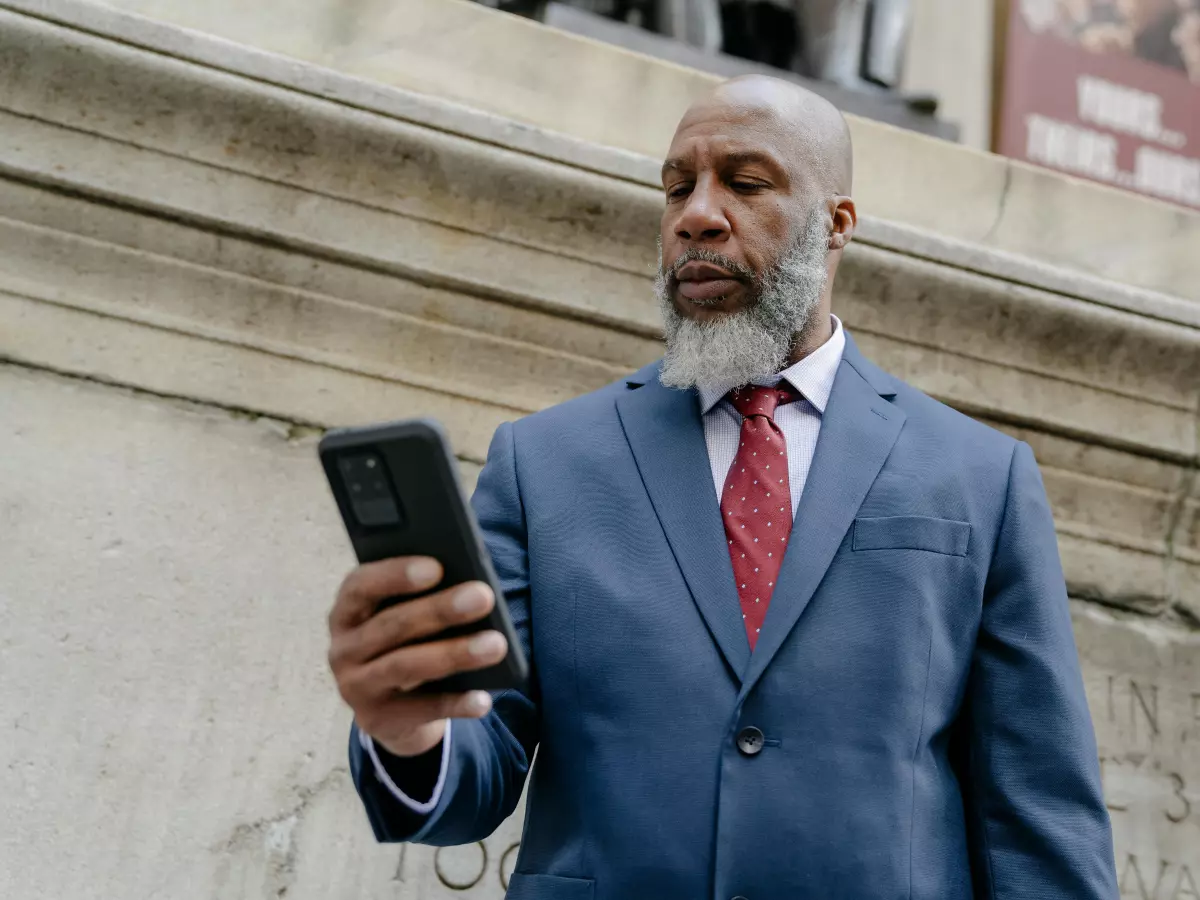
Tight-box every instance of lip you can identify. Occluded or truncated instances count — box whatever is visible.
[674,260,744,302]
[678,277,742,302]
[676,261,738,282]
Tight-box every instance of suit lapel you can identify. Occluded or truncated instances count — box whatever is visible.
[739,339,907,696]
[616,372,751,683]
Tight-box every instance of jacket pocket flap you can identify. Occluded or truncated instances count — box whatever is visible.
[852,516,970,556]
[506,873,595,899]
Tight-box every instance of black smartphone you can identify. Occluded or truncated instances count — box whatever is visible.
[319,418,527,693]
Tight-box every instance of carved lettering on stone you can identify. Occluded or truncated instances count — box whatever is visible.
[393,799,525,898]
[1074,606,1200,898]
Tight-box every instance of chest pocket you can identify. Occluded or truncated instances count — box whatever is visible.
[851,515,970,557]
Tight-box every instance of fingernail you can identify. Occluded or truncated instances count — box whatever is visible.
[453,584,491,615]
[406,558,440,586]
[467,691,492,715]
[467,631,506,658]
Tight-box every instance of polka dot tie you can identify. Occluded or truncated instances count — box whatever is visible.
[721,384,800,650]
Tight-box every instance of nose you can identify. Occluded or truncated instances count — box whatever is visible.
[674,175,731,244]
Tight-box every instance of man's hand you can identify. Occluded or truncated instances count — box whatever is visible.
[328,557,508,758]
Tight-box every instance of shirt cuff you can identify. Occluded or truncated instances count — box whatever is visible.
[358,721,451,816]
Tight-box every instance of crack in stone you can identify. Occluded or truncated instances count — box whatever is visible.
[1170,600,1200,630]
[1162,395,1199,554]
[216,767,347,851]
[980,162,1014,245]
[0,357,326,442]
[211,767,349,896]
[1071,590,1168,619]
[0,358,489,461]
[1160,395,1200,626]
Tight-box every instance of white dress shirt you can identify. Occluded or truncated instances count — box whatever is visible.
[364,316,848,811]
[697,315,846,517]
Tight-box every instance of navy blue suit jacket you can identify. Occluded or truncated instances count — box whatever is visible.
[351,334,1117,900]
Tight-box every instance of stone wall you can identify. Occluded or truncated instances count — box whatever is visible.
[900,0,996,149]
[0,1,1196,898]
[74,0,1200,301]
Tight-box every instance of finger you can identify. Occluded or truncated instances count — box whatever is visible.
[344,582,495,665]
[356,690,494,740]
[357,630,509,695]
[329,557,442,633]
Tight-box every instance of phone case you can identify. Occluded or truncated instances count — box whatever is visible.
[319,418,528,693]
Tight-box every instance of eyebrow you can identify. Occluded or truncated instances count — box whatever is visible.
[661,157,688,180]
[660,149,785,182]
[722,150,783,170]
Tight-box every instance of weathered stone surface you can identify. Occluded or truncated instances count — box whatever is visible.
[41,0,1200,304]
[1074,604,1200,898]
[901,0,995,150]
[0,365,371,899]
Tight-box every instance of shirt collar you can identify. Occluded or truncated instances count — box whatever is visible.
[696,315,846,415]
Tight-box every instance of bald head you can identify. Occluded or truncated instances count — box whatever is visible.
[679,75,854,196]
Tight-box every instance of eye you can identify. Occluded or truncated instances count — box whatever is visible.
[731,180,766,193]
[666,183,692,200]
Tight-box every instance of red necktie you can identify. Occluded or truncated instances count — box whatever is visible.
[720,385,799,650]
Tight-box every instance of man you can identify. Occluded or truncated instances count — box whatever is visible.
[1073,0,1192,68]
[1125,0,1192,71]
[328,76,1118,898]
[1173,0,1200,81]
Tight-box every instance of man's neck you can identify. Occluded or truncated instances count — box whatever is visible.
[786,311,835,367]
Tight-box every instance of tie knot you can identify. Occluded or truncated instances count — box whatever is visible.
[727,384,798,421]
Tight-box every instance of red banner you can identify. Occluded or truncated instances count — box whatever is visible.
[996,0,1200,210]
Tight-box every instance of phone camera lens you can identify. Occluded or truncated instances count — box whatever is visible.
[337,450,403,528]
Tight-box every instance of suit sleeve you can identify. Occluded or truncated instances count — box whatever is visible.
[961,441,1118,899]
[349,421,539,845]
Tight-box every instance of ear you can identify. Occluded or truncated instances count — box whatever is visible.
[829,197,857,251]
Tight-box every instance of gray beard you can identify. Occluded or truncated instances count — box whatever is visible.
[655,207,830,390]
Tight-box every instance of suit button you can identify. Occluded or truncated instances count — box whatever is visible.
[736,726,765,756]
[732,896,750,900]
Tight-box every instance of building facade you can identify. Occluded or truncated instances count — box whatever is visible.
[0,1,1197,897]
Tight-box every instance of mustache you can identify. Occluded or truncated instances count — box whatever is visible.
[663,247,757,283]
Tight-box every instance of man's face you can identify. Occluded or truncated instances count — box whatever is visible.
[659,106,806,323]
[1116,0,1171,25]
[655,101,834,390]
[1060,0,1096,27]
[1174,8,1200,78]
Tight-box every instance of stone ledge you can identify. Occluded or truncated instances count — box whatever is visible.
[0,12,1194,453]
[4,127,1195,461]
[6,0,1200,321]
[19,0,1200,304]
